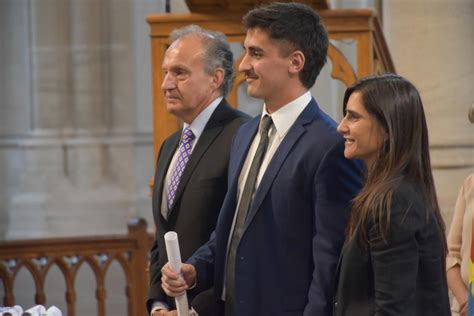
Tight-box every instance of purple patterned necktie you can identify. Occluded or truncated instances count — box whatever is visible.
[166,127,195,217]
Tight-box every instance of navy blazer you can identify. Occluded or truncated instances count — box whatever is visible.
[188,99,363,315]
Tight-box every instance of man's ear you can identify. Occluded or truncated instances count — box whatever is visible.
[212,68,225,90]
[288,50,305,75]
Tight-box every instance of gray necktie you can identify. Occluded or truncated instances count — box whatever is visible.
[225,115,273,315]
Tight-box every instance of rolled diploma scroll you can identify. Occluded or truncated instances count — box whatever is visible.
[0,305,23,316]
[22,305,46,316]
[164,231,190,316]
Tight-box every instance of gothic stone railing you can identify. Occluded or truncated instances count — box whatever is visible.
[0,218,151,316]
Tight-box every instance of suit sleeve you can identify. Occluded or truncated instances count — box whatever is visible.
[186,124,243,301]
[369,195,420,315]
[186,230,217,299]
[305,140,363,315]
[147,143,172,312]
[147,239,170,311]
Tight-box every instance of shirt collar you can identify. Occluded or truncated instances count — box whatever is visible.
[183,96,223,139]
[261,91,311,139]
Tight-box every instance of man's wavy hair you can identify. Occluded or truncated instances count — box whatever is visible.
[242,2,328,89]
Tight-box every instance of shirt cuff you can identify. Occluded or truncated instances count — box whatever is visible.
[446,254,461,271]
[150,301,170,315]
[188,279,197,290]
[150,303,199,316]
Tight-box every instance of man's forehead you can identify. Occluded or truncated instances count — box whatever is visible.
[245,27,269,39]
[243,28,269,48]
[164,37,205,62]
[243,28,294,56]
[169,35,203,50]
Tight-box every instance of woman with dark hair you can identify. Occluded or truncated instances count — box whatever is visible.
[333,74,450,315]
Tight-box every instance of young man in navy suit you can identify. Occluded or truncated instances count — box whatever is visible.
[161,3,362,315]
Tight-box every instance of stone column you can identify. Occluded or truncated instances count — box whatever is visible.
[0,0,162,239]
[0,0,35,239]
[383,0,474,225]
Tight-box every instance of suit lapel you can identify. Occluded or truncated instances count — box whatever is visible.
[229,117,259,184]
[167,100,233,220]
[155,134,180,222]
[244,99,319,229]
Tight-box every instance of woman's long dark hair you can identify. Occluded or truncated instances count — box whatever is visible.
[344,74,447,258]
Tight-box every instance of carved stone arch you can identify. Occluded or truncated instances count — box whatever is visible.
[44,257,72,283]
[0,265,14,306]
[80,256,105,283]
[13,260,46,305]
[74,256,104,296]
[102,253,135,315]
[0,218,151,316]
[45,258,77,316]
[81,256,107,315]
[103,253,133,284]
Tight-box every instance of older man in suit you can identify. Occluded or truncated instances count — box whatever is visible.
[147,25,248,316]
[161,3,363,316]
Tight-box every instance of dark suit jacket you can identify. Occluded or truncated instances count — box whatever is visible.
[333,180,450,316]
[147,100,249,314]
[187,99,363,316]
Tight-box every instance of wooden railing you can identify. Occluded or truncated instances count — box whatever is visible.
[0,218,152,316]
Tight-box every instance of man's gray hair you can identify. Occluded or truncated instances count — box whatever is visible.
[169,25,234,96]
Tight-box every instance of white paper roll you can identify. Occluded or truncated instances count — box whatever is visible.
[0,305,23,316]
[164,231,190,316]
[46,306,62,316]
[22,305,46,316]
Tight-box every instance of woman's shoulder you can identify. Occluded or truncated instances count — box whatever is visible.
[393,176,428,200]
[390,179,428,222]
